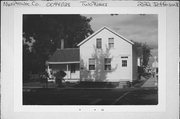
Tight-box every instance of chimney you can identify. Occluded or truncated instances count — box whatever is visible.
[60,39,64,49]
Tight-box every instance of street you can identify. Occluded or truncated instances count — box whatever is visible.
[23,87,158,105]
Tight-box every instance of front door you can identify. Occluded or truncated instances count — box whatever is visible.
[70,64,79,79]
[120,56,130,79]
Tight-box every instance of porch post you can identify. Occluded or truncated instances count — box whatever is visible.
[47,65,50,73]
[46,61,50,77]
[66,64,69,79]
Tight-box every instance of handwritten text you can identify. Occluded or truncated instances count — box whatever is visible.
[137,1,179,7]
[80,1,108,7]
[46,2,70,7]
[3,1,39,7]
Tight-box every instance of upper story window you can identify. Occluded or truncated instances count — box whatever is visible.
[96,38,102,49]
[89,58,95,70]
[108,38,114,48]
[104,58,111,70]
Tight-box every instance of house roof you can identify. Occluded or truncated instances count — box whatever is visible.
[77,26,134,46]
[48,48,80,64]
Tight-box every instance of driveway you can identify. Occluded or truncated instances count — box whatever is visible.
[141,76,158,88]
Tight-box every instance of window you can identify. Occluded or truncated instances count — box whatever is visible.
[122,60,127,67]
[89,58,95,70]
[71,64,76,73]
[96,38,102,49]
[108,38,114,48]
[104,58,111,70]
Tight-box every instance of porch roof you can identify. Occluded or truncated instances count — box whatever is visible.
[48,48,80,64]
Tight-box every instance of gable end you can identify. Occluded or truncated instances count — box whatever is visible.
[77,26,134,47]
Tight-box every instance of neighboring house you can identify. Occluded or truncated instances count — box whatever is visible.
[152,56,158,78]
[47,26,138,83]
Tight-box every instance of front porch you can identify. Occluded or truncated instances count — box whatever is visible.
[47,63,80,82]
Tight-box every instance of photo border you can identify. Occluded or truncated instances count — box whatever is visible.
[13,7,166,112]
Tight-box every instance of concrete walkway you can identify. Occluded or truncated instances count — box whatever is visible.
[141,76,158,88]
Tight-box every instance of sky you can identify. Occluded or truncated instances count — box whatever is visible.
[83,14,158,65]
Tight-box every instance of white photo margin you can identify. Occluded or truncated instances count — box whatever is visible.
[13,7,166,112]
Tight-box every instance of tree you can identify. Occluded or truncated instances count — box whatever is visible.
[54,71,66,87]
[80,46,117,82]
[23,15,93,48]
[23,15,93,80]
[133,41,152,67]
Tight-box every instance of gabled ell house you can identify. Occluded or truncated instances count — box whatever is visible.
[47,27,138,83]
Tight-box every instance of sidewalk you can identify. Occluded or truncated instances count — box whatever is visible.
[23,82,56,88]
[141,76,158,88]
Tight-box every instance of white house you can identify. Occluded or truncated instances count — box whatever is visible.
[47,26,138,83]
[78,26,138,83]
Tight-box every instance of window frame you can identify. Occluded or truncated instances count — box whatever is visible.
[108,38,114,49]
[104,58,111,71]
[122,60,127,67]
[89,58,95,70]
[96,38,102,49]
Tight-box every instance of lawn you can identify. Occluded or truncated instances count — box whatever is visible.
[23,87,158,105]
